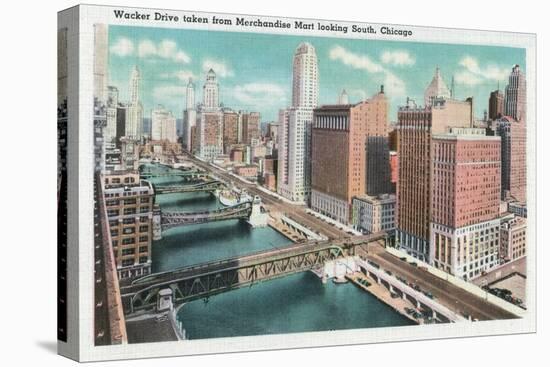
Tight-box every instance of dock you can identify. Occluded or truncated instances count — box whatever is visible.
[346,272,423,325]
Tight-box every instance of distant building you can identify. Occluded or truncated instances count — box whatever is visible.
[222,111,239,153]
[424,67,451,107]
[105,86,119,143]
[102,171,154,279]
[266,122,279,143]
[263,172,277,191]
[182,78,197,151]
[352,194,396,235]
[494,116,527,203]
[396,67,474,261]
[277,42,319,203]
[389,151,398,192]
[126,66,143,139]
[500,216,527,262]
[203,69,219,109]
[151,105,177,143]
[241,111,261,144]
[235,165,259,179]
[429,128,501,280]
[504,64,526,122]
[488,89,504,120]
[366,136,392,196]
[508,201,527,218]
[115,103,128,145]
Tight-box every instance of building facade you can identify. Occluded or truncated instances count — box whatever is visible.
[504,64,527,122]
[183,78,197,151]
[126,66,143,139]
[500,216,527,261]
[429,128,501,280]
[352,194,396,235]
[489,89,504,120]
[241,111,261,145]
[277,42,319,203]
[310,88,389,224]
[396,69,474,261]
[151,105,177,143]
[102,171,154,279]
[494,116,527,204]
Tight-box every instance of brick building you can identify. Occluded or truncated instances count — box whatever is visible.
[429,128,501,279]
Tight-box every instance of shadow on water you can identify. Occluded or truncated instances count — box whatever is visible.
[158,194,218,209]
[160,220,245,245]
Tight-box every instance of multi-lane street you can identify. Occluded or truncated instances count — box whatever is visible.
[366,244,518,321]
[183,153,350,239]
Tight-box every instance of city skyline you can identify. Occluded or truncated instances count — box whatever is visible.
[108,25,526,122]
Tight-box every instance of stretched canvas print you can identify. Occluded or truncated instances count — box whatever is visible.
[57,4,536,361]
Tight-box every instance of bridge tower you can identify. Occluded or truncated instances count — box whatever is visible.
[153,205,162,240]
[247,196,268,228]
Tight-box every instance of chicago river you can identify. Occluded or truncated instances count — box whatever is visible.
[146,164,412,340]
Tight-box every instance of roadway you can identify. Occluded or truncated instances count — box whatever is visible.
[366,244,517,321]
[182,153,349,239]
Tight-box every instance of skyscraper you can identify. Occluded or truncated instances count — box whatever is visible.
[396,68,473,261]
[105,86,118,143]
[488,89,504,120]
[424,67,451,107]
[183,78,197,150]
[504,64,526,122]
[430,128,501,279]
[126,66,143,139]
[203,69,219,109]
[197,70,223,160]
[151,105,177,143]
[241,111,261,145]
[277,42,319,203]
[310,88,389,224]
[495,116,527,203]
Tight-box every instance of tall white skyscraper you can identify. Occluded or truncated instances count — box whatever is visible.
[504,64,526,122]
[151,105,177,143]
[126,66,143,139]
[277,42,319,203]
[183,78,197,150]
[203,69,219,109]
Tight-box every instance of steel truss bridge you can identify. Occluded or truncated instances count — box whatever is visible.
[139,170,208,180]
[120,233,385,314]
[161,201,253,230]
[153,180,224,194]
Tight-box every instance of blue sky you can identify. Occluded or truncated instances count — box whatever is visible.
[107,25,525,122]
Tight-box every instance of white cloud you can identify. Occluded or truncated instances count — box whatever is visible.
[202,59,234,78]
[455,71,483,86]
[380,50,415,66]
[348,88,368,101]
[135,39,191,64]
[384,72,406,97]
[174,51,191,64]
[159,70,197,82]
[329,45,384,73]
[456,56,509,86]
[329,45,407,98]
[138,40,156,58]
[232,83,286,107]
[110,37,134,57]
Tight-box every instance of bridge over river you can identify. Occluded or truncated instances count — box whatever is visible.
[120,233,386,314]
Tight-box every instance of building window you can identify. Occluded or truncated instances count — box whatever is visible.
[122,237,135,245]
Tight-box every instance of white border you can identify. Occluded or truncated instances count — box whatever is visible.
[68,4,536,361]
